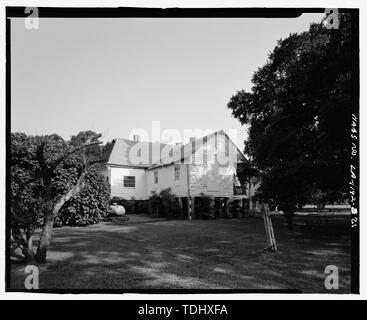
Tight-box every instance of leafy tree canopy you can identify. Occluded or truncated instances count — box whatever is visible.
[10,130,110,262]
[227,13,354,217]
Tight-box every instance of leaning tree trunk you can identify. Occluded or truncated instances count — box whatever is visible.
[35,205,54,264]
[35,172,86,263]
[25,235,34,261]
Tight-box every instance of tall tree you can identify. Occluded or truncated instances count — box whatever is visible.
[227,13,354,228]
[11,132,102,263]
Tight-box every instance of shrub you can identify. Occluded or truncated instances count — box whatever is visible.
[195,194,214,219]
[110,196,125,206]
[229,200,241,218]
[124,200,136,214]
[158,188,174,217]
[167,198,182,218]
[54,169,111,227]
[149,188,182,218]
[135,200,148,214]
[109,197,136,214]
[149,191,160,216]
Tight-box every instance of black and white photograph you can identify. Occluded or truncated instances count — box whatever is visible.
[3,3,361,299]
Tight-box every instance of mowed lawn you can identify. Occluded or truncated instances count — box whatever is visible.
[10,216,351,292]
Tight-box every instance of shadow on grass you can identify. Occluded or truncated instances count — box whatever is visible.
[10,218,351,292]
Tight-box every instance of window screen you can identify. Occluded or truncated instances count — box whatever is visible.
[124,176,135,188]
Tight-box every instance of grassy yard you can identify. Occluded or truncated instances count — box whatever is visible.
[10,216,351,292]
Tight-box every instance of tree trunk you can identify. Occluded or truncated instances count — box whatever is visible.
[35,172,86,264]
[21,239,35,262]
[35,214,54,263]
[29,138,98,264]
[25,235,35,262]
[284,210,294,231]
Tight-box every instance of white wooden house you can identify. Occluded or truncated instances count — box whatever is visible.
[101,130,253,215]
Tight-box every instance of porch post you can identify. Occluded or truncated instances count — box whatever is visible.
[178,197,183,217]
[191,197,195,219]
[186,163,191,220]
[209,196,215,219]
[227,197,234,218]
[148,199,152,215]
[238,198,244,218]
[225,198,230,218]
[248,182,253,212]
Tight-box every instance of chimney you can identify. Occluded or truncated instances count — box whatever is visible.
[133,134,140,142]
[189,137,196,143]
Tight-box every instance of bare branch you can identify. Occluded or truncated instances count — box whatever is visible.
[88,159,107,166]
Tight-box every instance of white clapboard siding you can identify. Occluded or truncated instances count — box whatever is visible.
[146,164,188,198]
[109,166,146,200]
[189,161,236,197]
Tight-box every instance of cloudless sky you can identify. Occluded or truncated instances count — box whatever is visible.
[11,14,324,149]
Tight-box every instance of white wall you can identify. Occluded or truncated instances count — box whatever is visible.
[189,161,235,197]
[146,164,188,198]
[145,131,239,198]
[109,166,146,200]
[188,133,236,197]
[145,160,236,199]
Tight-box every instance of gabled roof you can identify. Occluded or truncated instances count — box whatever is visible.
[107,130,247,170]
[149,130,247,170]
[107,138,174,168]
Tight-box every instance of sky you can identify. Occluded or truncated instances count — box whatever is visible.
[11,14,325,149]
